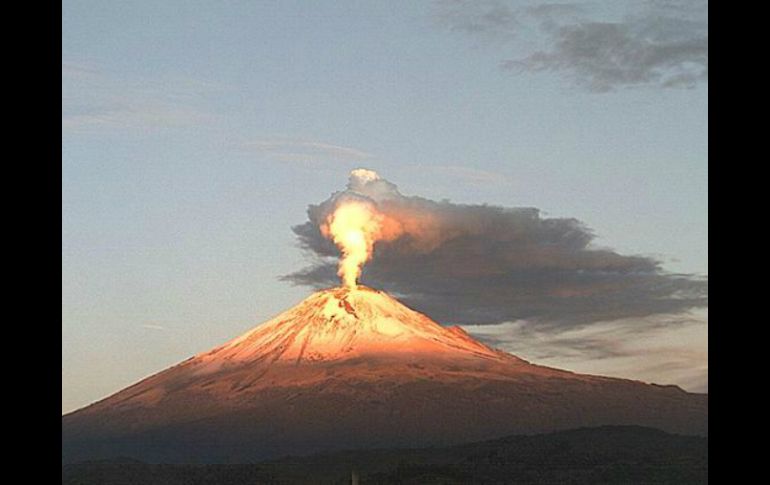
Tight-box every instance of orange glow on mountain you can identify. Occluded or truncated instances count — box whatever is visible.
[200,285,505,367]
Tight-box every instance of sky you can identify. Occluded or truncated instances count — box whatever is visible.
[62,0,708,414]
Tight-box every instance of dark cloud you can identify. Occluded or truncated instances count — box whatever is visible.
[434,0,708,92]
[282,171,707,328]
[463,311,708,391]
[506,17,708,92]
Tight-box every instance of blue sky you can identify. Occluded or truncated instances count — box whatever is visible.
[62,0,707,413]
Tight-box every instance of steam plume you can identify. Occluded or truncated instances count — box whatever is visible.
[286,169,707,328]
[318,170,403,288]
[322,199,385,288]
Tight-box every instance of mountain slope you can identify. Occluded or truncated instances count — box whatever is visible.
[62,286,707,464]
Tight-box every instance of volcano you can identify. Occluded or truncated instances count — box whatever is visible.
[62,286,707,464]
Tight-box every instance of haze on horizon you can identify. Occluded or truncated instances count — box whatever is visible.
[62,0,708,414]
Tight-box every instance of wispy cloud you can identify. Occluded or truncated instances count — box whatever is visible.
[241,137,374,165]
[433,0,583,40]
[62,61,220,132]
[465,309,707,392]
[433,0,522,40]
[407,164,509,186]
[433,0,708,92]
[141,324,167,331]
[61,61,99,77]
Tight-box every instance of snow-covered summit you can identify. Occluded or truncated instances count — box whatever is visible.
[198,286,505,365]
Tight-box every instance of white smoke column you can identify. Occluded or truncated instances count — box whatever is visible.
[322,199,384,288]
[319,169,404,289]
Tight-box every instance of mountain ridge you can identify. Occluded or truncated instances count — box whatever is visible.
[62,286,707,464]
